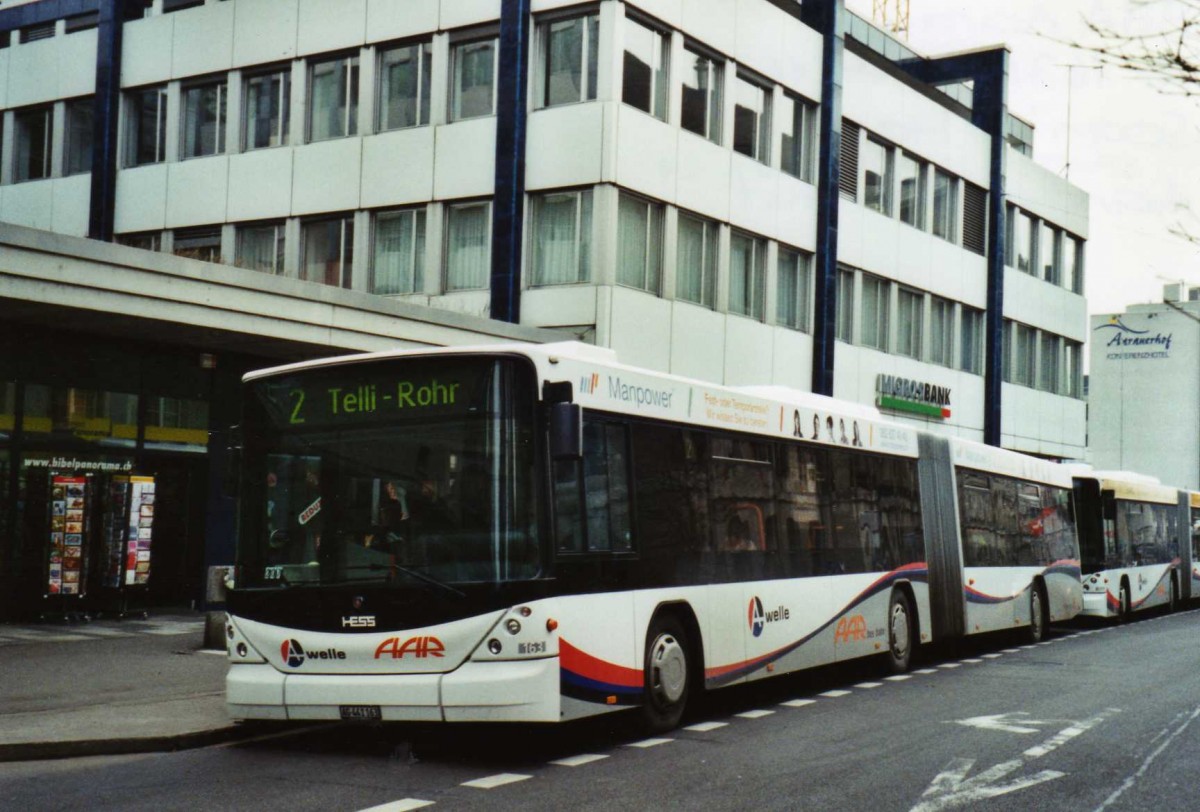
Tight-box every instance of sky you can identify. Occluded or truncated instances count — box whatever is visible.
[845,0,1200,316]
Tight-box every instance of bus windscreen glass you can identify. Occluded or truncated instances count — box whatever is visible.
[236,357,538,589]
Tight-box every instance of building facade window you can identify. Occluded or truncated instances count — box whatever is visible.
[301,214,354,288]
[1039,222,1060,285]
[173,226,222,263]
[379,41,432,130]
[860,273,890,350]
[182,79,227,158]
[1064,340,1083,398]
[622,17,668,120]
[531,189,591,286]
[116,232,162,252]
[929,296,954,367]
[1008,206,1034,273]
[451,37,498,121]
[680,46,722,143]
[1064,235,1084,294]
[960,306,983,375]
[1013,322,1037,387]
[931,167,958,243]
[728,232,766,320]
[445,200,491,291]
[126,86,167,167]
[236,222,286,275]
[372,207,426,293]
[896,287,923,359]
[1039,333,1061,393]
[898,152,925,229]
[836,267,854,342]
[777,247,811,331]
[675,212,718,307]
[540,13,599,107]
[244,68,290,149]
[14,105,52,182]
[309,54,359,141]
[733,74,771,163]
[616,192,663,293]
[780,92,816,183]
[861,135,893,215]
[64,98,93,175]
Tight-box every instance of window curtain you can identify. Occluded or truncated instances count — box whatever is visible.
[547,18,584,105]
[374,211,424,293]
[447,204,489,290]
[777,251,798,327]
[455,41,495,119]
[239,227,280,274]
[617,195,648,289]
[729,234,751,315]
[676,215,706,304]
[534,192,589,285]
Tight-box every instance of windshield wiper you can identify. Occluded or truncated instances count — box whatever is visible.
[342,564,465,598]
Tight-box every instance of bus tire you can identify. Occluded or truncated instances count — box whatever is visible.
[643,615,690,733]
[1028,583,1047,643]
[1169,574,1179,613]
[885,589,914,674]
[1118,582,1132,623]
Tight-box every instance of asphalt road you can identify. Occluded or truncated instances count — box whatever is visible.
[4,608,1199,812]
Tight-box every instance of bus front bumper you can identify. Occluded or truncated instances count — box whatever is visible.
[227,656,561,723]
[1080,590,1116,618]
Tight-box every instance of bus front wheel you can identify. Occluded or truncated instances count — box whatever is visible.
[1118,583,1132,623]
[886,590,914,674]
[1028,584,1047,643]
[643,616,690,733]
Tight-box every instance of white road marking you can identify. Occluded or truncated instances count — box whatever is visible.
[1019,645,1036,650]
[780,699,816,708]
[885,675,912,682]
[1001,648,1020,653]
[684,721,728,733]
[981,653,1002,659]
[912,708,1120,812]
[626,738,673,749]
[551,753,609,767]
[737,709,776,718]
[914,669,938,675]
[819,690,851,698]
[461,773,531,789]
[357,800,435,812]
[937,663,961,669]
[854,682,883,689]
[197,649,227,656]
[1022,709,1121,759]
[959,658,983,664]
[955,712,1051,735]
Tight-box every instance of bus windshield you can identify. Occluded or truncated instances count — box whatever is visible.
[236,356,539,589]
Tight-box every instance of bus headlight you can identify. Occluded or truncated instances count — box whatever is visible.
[488,638,503,655]
[505,619,521,635]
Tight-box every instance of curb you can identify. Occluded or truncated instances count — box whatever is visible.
[0,724,255,763]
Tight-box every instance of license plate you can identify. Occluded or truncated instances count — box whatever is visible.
[339,705,382,721]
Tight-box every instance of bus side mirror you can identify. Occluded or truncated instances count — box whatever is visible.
[549,403,582,460]
[223,425,243,497]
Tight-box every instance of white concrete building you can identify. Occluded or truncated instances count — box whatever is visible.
[1088,287,1200,490]
[0,0,1091,614]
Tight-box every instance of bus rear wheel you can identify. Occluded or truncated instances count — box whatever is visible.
[1028,584,1047,643]
[1118,582,1132,623]
[643,616,690,733]
[1169,575,1179,613]
[886,590,914,674]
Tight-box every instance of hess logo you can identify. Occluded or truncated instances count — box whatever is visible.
[342,615,376,628]
[748,596,790,638]
[279,639,347,668]
[374,636,445,659]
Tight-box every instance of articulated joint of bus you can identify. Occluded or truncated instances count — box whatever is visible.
[224,601,564,723]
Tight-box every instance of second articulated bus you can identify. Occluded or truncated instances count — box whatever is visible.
[1072,471,1193,619]
[225,343,1081,730]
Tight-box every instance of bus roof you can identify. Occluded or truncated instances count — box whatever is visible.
[949,437,1073,488]
[1071,469,1178,504]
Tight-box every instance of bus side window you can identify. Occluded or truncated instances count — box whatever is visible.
[553,420,633,554]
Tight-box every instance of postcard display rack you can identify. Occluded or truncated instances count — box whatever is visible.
[97,475,155,618]
[45,473,93,618]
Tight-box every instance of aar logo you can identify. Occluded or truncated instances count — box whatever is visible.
[748,596,790,638]
[374,636,445,659]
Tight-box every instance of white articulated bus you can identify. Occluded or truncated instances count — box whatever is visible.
[1071,471,1191,619]
[224,343,1080,730]
[1190,492,1200,600]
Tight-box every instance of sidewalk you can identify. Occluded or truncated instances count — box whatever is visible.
[0,611,249,762]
